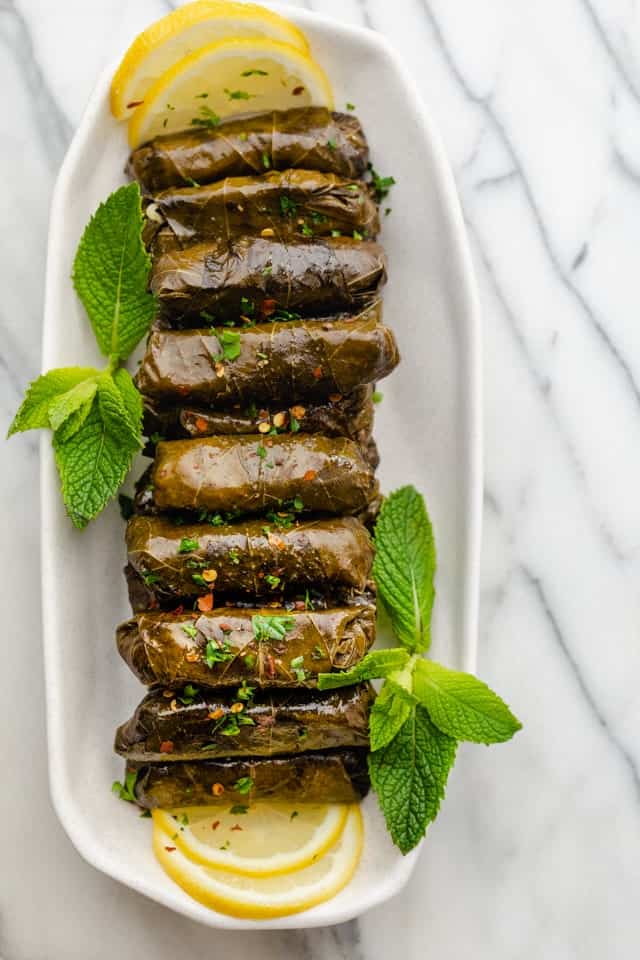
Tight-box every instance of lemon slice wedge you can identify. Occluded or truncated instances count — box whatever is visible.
[154,805,363,919]
[111,0,310,119]
[127,36,333,148]
[153,802,348,877]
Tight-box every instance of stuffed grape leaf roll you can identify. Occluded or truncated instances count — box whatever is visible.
[126,749,370,808]
[135,306,398,407]
[149,435,378,515]
[115,684,373,762]
[127,107,369,192]
[125,514,374,608]
[143,169,379,251]
[117,603,376,686]
[149,235,386,323]
[142,385,375,449]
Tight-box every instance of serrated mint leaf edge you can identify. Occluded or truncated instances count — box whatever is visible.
[413,659,523,744]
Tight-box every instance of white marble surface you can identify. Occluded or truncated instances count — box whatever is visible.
[1,0,639,957]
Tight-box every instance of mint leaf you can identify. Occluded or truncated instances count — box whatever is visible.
[317,648,409,690]
[369,704,457,853]
[97,370,142,446]
[48,375,98,432]
[369,680,416,751]
[373,485,436,652]
[8,367,99,436]
[72,182,156,361]
[53,399,140,528]
[54,391,97,443]
[413,659,522,744]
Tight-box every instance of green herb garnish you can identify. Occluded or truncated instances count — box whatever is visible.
[112,770,138,804]
[224,88,253,100]
[190,105,220,129]
[181,624,198,640]
[368,163,396,202]
[241,68,269,77]
[318,486,521,854]
[212,328,241,362]
[179,536,199,554]
[204,639,234,668]
[9,184,156,528]
[252,614,295,642]
[233,777,254,795]
[177,684,199,706]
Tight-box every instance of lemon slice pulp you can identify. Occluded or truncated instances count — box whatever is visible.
[127,36,333,148]
[154,804,363,919]
[153,802,348,877]
[111,0,310,119]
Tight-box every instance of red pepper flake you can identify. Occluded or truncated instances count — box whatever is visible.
[171,604,184,615]
[160,740,174,754]
[211,820,220,830]
[231,824,243,831]
[164,846,176,852]
[261,298,277,318]
[195,417,208,433]
[127,99,144,108]
[303,469,317,481]
[197,592,214,612]
[312,366,323,379]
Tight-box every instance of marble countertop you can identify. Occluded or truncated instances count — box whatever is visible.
[2,1,639,957]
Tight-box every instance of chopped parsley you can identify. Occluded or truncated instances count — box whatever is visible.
[179,536,199,554]
[241,68,269,77]
[279,195,298,218]
[177,684,199,705]
[257,444,267,459]
[192,573,207,586]
[300,222,313,238]
[331,229,342,237]
[181,623,198,640]
[290,655,307,681]
[112,770,138,803]
[224,88,254,101]
[353,229,363,241]
[368,163,396,202]
[142,571,159,586]
[327,138,337,150]
[346,102,356,111]
[204,639,234,668]
[212,328,241,362]
[265,574,281,589]
[233,776,254,795]
[252,613,295,642]
[289,414,300,433]
[190,105,221,129]
[372,390,383,404]
[229,549,240,565]
[262,151,271,170]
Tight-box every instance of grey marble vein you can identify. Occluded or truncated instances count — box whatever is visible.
[578,0,640,106]
[466,217,626,564]
[0,0,72,169]
[419,0,640,409]
[520,565,640,800]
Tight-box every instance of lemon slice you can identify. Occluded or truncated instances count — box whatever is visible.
[127,37,333,148]
[153,802,348,877]
[154,805,363,919]
[111,0,310,119]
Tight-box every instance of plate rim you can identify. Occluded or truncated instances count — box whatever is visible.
[40,3,482,930]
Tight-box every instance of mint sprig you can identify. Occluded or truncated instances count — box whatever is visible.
[8,184,156,528]
[319,485,521,854]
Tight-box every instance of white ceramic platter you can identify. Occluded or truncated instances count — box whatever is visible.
[40,4,481,931]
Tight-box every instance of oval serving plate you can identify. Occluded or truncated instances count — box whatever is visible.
[40,4,481,931]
